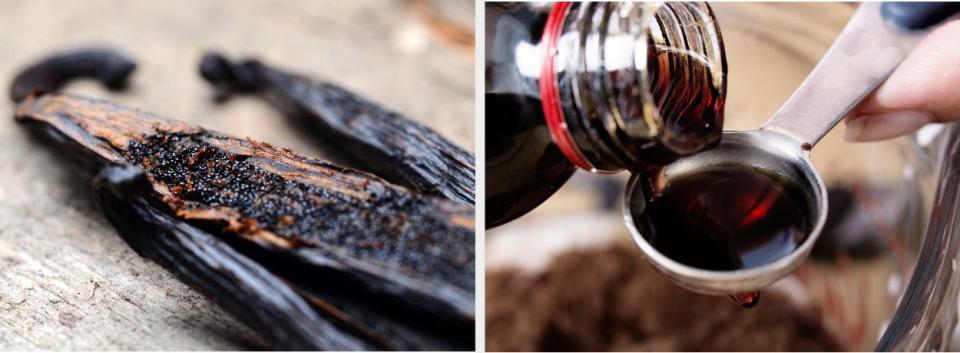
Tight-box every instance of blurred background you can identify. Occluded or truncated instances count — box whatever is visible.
[486,3,935,351]
[0,0,472,349]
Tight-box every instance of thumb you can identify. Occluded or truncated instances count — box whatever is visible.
[844,20,960,142]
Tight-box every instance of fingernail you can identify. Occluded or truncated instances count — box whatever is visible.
[844,110,932,142]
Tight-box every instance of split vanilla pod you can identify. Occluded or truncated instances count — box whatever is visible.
[11,48,475,351]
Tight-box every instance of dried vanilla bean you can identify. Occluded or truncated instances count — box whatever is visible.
[10,48,135,103]
[199,52,475,205]
[94,165,378,350]
[12,49,475,351]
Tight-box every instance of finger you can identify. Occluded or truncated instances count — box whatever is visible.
[845,20,960,142]
[844,110,932,142]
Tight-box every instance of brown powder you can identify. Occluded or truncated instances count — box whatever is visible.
[486,245,842,351]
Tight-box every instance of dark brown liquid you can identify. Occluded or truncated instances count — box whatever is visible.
[485,4,575,228]
[485,3,726,227]
[635,166,812,272]
[485,93,576,227]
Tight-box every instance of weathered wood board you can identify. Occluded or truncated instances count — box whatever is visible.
[0,0,473,349]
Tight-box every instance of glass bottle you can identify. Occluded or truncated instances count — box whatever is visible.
[486,2,728,227]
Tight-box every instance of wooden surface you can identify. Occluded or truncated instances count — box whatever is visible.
[0,0,473,349]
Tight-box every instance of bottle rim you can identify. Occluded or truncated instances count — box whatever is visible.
[539,2,727,174]
[539,1,595,172]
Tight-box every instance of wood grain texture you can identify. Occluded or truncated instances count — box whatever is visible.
[0,0,473,349]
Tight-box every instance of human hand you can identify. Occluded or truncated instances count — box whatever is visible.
[844,20,960,142]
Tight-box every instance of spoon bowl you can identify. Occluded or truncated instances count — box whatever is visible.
[624,130,827,295]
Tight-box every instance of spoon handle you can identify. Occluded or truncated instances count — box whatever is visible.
[882,2,960,30]
[761,2,959,149]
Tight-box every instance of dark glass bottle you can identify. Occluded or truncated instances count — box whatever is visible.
[486,2,728,228]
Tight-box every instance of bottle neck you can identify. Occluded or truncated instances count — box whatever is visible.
[539,2,727,173]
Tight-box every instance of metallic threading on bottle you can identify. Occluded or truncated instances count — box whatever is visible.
[551,2,727,172]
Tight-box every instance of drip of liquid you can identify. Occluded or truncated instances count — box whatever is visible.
[730,291,760,308]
